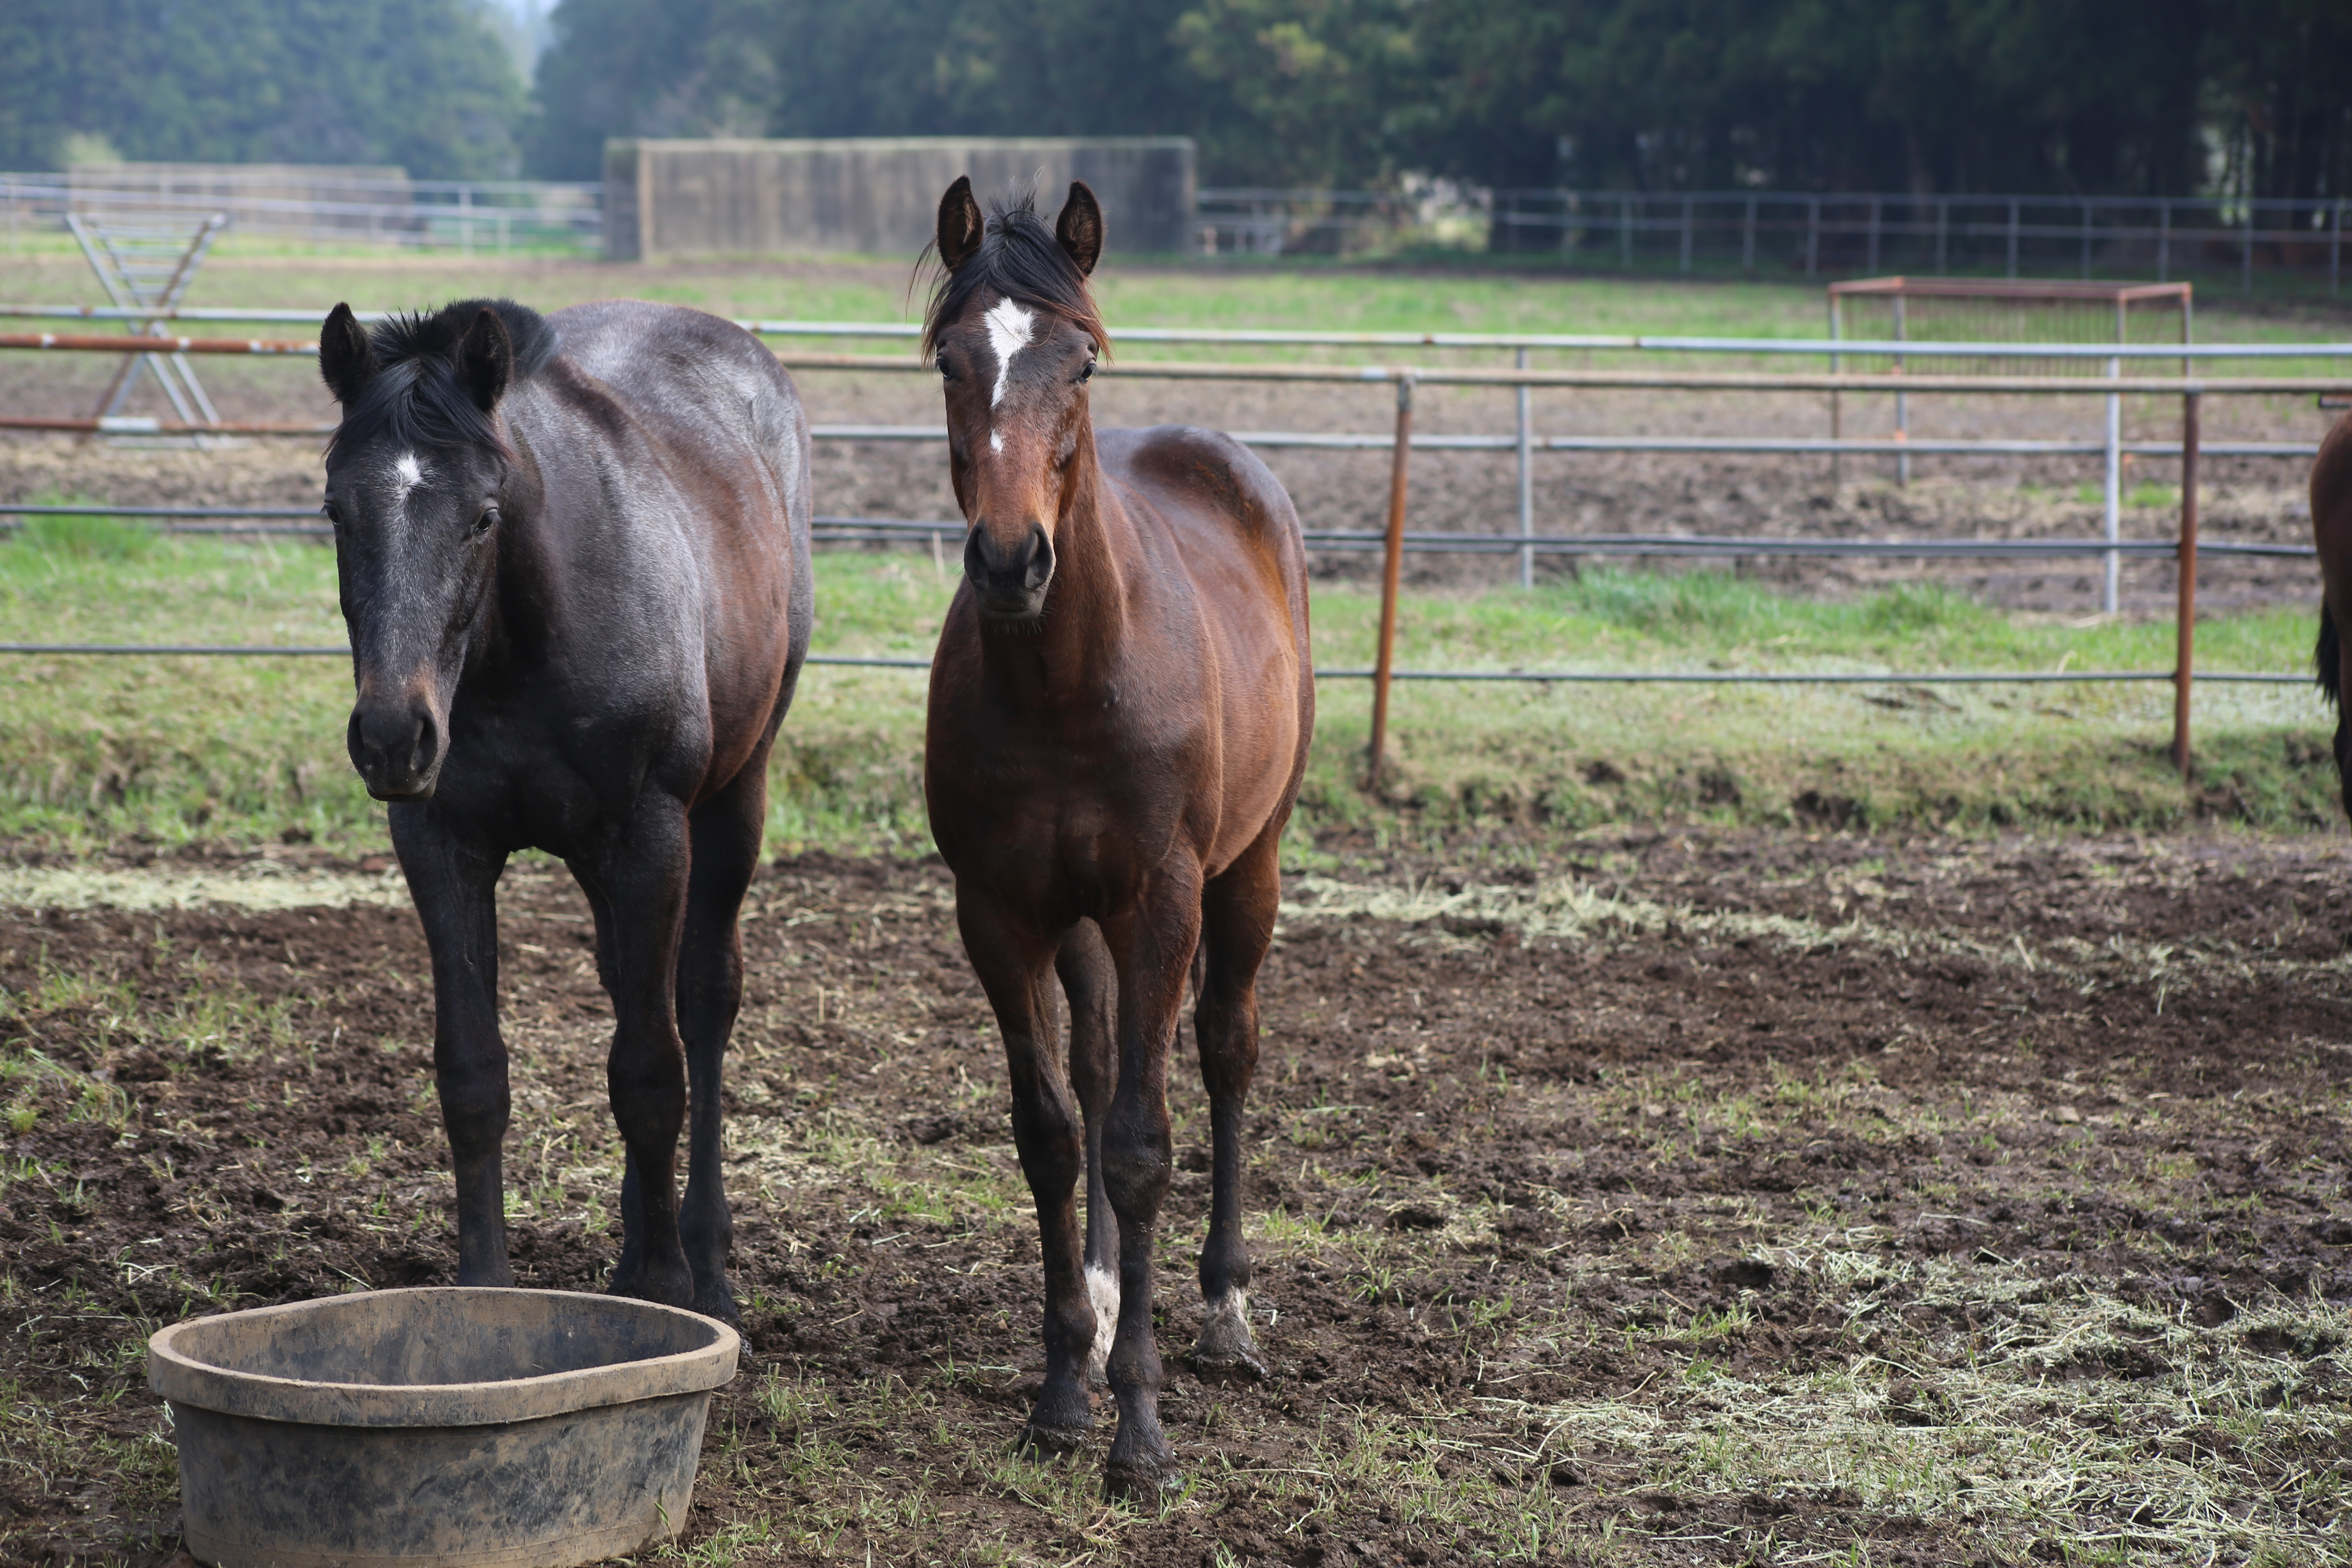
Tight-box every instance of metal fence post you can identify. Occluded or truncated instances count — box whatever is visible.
[1828,290,1843,485]
[1515,348,1534,589]
[1894,295,1909,486]
[1366,375,1414,788]
[2103,354,2122,614]
[2174,389,2200,776]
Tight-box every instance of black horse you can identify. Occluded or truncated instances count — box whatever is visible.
[318,297,813,1321]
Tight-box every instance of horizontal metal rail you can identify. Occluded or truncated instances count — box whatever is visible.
[1,505,2314,560]
[5,416,2317,463]
[0,641,2303,686]
[6,306,2348,363]
[6,332,2350,396]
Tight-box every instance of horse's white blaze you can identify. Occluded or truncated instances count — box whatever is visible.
[989,430,1004,454]
[1085,1262,1119,1381]
[387,451,427,512]
[983,297,1036,411]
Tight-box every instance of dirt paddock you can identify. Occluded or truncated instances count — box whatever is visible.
[2,827,2348,1565]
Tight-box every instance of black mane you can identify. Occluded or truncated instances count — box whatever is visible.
[921,189,1109,360]
[326,298,557,464]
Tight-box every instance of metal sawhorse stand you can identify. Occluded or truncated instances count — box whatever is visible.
[67,210,231,443]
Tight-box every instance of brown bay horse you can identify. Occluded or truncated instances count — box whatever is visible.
[920,180,1315,1496]
[318,298,813,1323]
[2312,408,2352,813]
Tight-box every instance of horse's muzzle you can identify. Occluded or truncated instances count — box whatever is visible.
[348,695,445,801]
[964,522,1054,622]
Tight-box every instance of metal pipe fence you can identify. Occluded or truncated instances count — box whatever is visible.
[1216,187,2352,293]
[5,178,2342,288]
[3,316,2339,780]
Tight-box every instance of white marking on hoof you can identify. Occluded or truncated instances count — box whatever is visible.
[1086,1262,1119,1383]
[1202,1287,1250,1343]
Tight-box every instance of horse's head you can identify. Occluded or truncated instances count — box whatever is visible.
[318,299,541,801]
[924,178,1108,626]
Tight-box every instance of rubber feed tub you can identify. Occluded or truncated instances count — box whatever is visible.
[147,1287,739,1568]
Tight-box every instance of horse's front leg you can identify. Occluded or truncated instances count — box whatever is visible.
[958,890,1095,1452]
[391,806,512,1286]
[586,797,697,1310]
[1055,919,1120,1390]
[1097,865,1205,1499]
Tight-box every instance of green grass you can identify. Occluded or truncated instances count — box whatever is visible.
[0,526,2334,855]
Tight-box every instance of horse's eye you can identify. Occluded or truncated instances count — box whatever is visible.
[1078,361,1096,383]
[322,503,343,529]
[939,359,955,381]
[472,506,499,538]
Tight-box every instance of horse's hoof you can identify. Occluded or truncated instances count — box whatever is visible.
[692,1285,744,1328]
[1018,1419,1091,1459]
[1102,1454,1183,1502]
[609,1264,696,1312]
[1190,1345,1270,1384]
[1192,1304,1270,1383]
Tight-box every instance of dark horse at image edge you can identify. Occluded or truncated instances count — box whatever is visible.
[2309,406,2352,818]
[317,296,813,1322]
[921,179,1315,1496]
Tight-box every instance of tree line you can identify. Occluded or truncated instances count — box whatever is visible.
[3,0,2345,203]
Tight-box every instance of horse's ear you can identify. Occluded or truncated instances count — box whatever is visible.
[319,303,374,405]
[457,307,514,414]
[937,176,984,272]
[1055,182,1103,277]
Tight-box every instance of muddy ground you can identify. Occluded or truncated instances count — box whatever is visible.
[1,828,2348,1565]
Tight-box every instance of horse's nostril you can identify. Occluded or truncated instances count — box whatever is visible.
[409,711,439,775]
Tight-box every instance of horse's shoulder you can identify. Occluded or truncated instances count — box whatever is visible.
[1102,425,1297,537]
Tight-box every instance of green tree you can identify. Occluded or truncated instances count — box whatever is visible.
[0,0,524,178]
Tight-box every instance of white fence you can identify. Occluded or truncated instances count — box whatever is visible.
[1203,188,2352,292]
[0,173,601,252]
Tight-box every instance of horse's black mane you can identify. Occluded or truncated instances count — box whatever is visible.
[921,188,1109,360]
[327,298,558,463]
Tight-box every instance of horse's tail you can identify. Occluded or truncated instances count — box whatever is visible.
[2320,600,2352,823]
[2319,601,2341,708]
